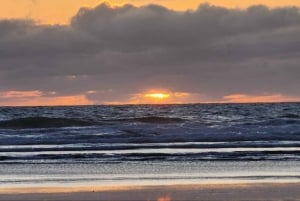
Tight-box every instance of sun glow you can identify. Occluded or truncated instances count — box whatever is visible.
[126,90,193,104]
[144,93,170,99]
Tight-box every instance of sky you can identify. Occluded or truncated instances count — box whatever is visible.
[2,0,300,24]
[0,0,300,105]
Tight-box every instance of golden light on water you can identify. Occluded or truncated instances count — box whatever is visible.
[157,196,171,201]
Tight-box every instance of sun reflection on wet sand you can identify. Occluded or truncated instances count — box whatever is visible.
[157,195,171,201]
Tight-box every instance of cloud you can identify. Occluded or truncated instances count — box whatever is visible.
[0,3,300,105]
[0,90,92,106]
[0,90,42,98]
[221,94,300,103]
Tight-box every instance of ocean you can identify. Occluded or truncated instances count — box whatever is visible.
[0,103,300,188]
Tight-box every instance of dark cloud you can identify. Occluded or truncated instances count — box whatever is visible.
[0,3,300,104]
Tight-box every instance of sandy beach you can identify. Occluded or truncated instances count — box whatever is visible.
[1,183,300,201]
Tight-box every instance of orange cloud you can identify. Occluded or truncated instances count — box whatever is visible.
[0,90,93,106]
[0,90,42,98]
[222,94,300,103]
[1,90,300,106]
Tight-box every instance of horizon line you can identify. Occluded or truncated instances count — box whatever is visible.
[1,101,299,108]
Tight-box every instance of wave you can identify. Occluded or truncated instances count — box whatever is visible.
[243,118,300,126]
[279,113,300,119]
[0,117,98,129]
[106,116,185,123]
[0,116,185,129]
[2,149,300,162]
[2,141,300,152]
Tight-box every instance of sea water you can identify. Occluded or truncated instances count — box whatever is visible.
[0,103,300,187]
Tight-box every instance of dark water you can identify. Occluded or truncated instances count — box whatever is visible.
[1,103,300,187]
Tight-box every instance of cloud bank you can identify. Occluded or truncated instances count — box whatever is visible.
[0,3,300,105]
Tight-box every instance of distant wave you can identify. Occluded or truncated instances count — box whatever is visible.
[106,116,185,123]
[0,117,98,129]
[0,116,185,129]
[244,119,300,126]
[279,113,300,119]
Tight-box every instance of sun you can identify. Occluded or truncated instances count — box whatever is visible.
[132,90,172,104]
[144,93,170,99]
[130,90,193,104]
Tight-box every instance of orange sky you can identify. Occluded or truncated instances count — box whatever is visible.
[0,90,298,106]
[1,0,300,24]
[1,1,300,105]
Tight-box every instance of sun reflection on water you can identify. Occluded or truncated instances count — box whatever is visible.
[157,195,171,201]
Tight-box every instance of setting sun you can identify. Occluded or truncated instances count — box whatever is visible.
[127,91,194,104]
[144,93,170,99]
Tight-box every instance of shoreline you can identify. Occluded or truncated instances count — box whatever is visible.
[1,182,300,201]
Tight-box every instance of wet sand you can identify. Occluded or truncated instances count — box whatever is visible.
[1,183,300,201]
